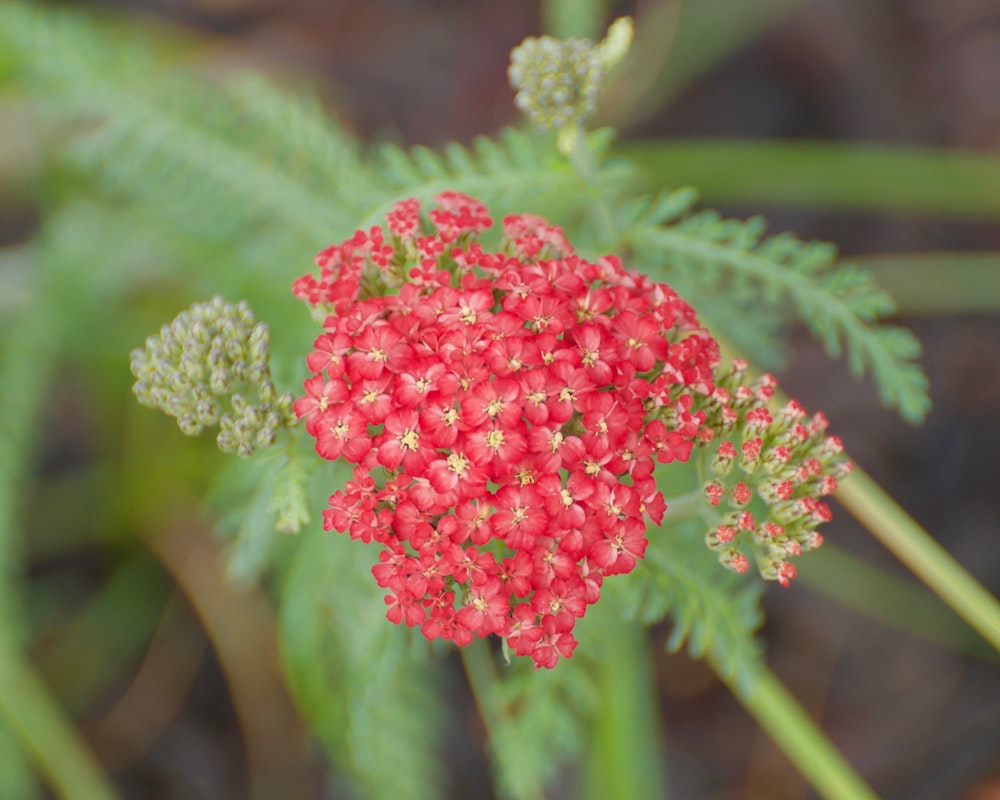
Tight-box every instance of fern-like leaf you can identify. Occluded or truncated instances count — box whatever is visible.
[631,195,931,423]
[280,495,448,800]
[488,654,599,799]
[0,2,365,244]
[361,128,587,230]
[626,518,765,694]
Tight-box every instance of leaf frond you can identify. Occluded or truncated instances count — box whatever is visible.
[631,196,931,423]
[0,2,363,244]
[629,520,765,693]
[361,127,586,229]
[280,513,449,800]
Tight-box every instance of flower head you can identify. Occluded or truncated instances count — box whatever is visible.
[508,18,633,133]
[696,360,853,586]
[508,34,601,131]
[293,192,718,667]
[130,297,296,457]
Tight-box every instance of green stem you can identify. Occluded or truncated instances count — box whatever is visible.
[460,639,546,800]
[584,621,666,800]
[837,468,1000,654]
[721,664,878,800]
[0,642,119,800]
[0,245,120,800]
[542,0,606,39]
[559,124,618,245]
[662,488,710,522]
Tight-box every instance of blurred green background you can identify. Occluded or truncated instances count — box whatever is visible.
[1,1,999,798]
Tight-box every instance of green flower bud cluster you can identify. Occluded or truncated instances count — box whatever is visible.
[130,297,296,458]
[508,34,601,130]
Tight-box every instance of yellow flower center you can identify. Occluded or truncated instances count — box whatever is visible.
[447,452,470,476]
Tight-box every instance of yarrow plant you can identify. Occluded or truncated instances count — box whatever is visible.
[119,13,857,672]
[10,3,999,798]
[288,191,849,667]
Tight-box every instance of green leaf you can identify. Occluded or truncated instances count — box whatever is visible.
[632,202,931,423]
[489,650,600,799]
[280,515,449,800]
[626,518,765,694]
[617,139,1000,219]
[0,2,362,246]
[855,252,1000,315]
[364,128,587,230]
[267,442,313,535]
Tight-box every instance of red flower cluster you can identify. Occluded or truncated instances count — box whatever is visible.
[700,360,853,586]
[293,192,720,668]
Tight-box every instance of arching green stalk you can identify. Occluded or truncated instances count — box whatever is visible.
[722,664,878,800]
[837,469,1000,654]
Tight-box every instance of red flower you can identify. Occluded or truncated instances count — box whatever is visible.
[294,374,348,435]
[384,576,426,627]
[292,192,729,668]
[457,578,509,636]
[314,404,369,461]
[377,410,435,473]
[347,324,411,380]
[589,517,648,575]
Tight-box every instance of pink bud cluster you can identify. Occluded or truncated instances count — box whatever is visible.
[292,192,720,667]
[700,361,853,586]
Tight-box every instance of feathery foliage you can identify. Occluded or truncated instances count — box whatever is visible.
[0,2,360,245]
[487,651,599,798]
[634,519,765,693]
[627,189,931,424]
[361,127,591,232]
[280,480,449,800]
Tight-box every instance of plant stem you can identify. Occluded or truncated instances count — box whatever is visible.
[584,621,667,800]
[460,639,546,800]
[837,468,1000,654]
[722,664,878,800]
[542,0,606,40]
[0,248,118,798]
[0,642,120,800]
[662,488,709,522]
